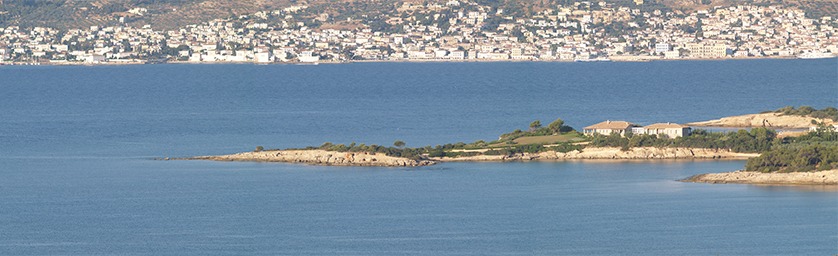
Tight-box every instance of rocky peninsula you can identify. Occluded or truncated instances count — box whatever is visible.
[186,147,757,167]
[683,170,838,185]
[184,110,835,180]
[687,112,833,129]
[188,150,435,167]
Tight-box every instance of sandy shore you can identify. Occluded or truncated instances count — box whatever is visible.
[687,112,833,129]
[682,170,838,185]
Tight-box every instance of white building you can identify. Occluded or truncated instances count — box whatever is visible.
[583,120,638,137]
[449,50,465,59]
[298,51,320,62]
[655,43,670,54]
[637,123,692,138]
[255,51,272,63]
[477,52,509,60]
[0,47,9,60]
[81,54,106,63]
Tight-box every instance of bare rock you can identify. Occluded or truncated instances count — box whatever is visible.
[189,149,435,167]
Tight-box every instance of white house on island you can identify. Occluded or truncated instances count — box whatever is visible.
[585,121,692,138]
[636,123,692,138]
[583,120,638,137]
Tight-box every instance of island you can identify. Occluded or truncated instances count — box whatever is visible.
[182,107,837,185]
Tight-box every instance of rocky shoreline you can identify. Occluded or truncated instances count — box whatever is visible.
[682,170,838,185]
[186,150,435,167]
[433,147,757,162]
[182,147,757,167]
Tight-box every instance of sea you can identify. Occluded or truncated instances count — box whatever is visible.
[1,59,836,255]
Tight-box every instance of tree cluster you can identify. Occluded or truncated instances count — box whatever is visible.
[588,128,777,153]
[745,143,838,173]
[772,106,838,121]
[499,118,574,142]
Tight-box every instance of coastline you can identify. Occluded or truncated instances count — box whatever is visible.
[432,147,756,162]
[682,170,838,185]
[1,55,816,67]
[181,147,758,167]
[184,149,435,167]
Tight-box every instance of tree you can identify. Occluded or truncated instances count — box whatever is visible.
[548,118,565,134]
[255,146,264,152]
[529,120,542,131]
[394,140,406,148]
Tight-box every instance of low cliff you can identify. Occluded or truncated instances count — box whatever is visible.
[433,147,757,162]
[687,113,832,129]
[189,150,435,167]
[683,170,838,185]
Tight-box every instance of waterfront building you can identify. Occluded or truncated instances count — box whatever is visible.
[0,47,8,60]
[583,121,638,137]
[255,52,272,63]
[638,123,692,138]
[655,43,670,53]
[686,43,729,58]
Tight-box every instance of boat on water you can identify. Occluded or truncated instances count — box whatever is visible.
[798,52,835,59]
[574,57,612,62]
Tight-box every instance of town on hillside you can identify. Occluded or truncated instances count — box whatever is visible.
[0,0,836,65]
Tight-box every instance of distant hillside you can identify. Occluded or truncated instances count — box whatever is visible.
[0,0,295,30]
[661,0,838,17]
[0,0,836,30]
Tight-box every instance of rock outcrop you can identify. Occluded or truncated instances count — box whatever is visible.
[687,112,832,129]
[433,147,757,162]
[189,150,435,167]
[682,170,838,185]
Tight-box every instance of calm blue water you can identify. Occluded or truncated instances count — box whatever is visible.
[1,59,836,255]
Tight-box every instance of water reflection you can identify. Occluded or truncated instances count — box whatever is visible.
[750,184,838,193]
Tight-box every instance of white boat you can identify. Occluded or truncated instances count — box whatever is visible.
[798,52,835,59]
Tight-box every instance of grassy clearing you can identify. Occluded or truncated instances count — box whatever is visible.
[511,133,586,145]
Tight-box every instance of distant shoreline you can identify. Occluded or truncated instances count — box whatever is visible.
[1,55,821,67]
